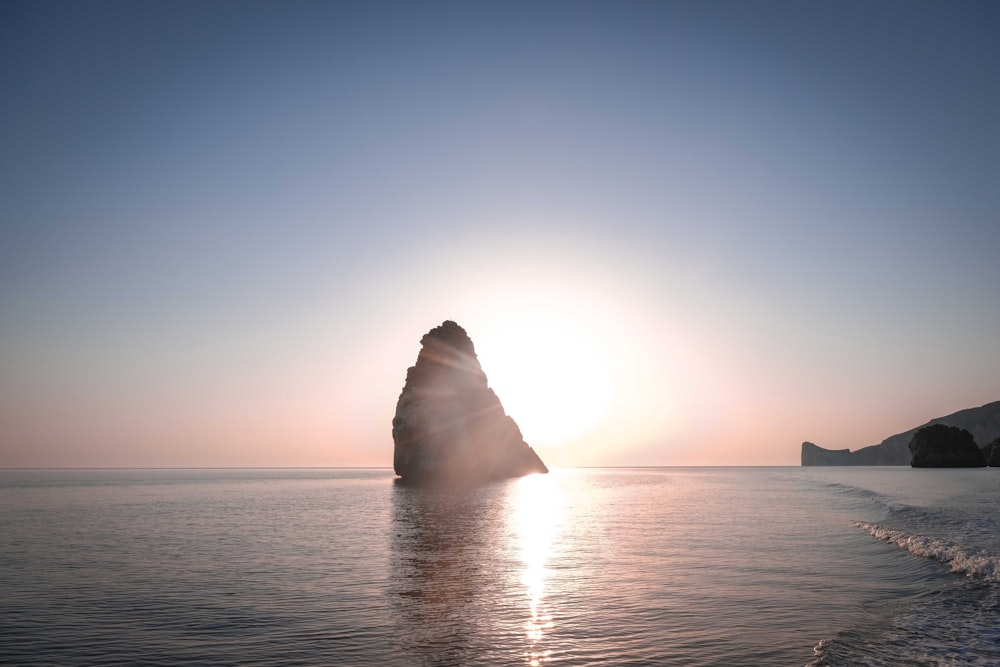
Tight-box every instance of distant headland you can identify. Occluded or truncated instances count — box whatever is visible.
[392,320,548,483]
[802,400,1000,466]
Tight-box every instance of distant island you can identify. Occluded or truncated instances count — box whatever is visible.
[802,400,1000,466]
[392,320,548,483]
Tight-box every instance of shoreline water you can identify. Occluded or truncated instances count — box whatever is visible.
[2,467,997,666]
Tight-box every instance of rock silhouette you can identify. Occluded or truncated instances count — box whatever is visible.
[802,400,1000,465]
[909,424,986,468]
[800,442,856,465]
[980,437,1000,467]
[392,320,548,483]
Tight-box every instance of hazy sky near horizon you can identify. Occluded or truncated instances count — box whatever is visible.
[2,1,998,468]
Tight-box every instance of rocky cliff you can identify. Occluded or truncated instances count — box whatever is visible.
[392,320,548,483]
[982,437,1000,467]
[801,400,1000,466]
[909,424,986,467]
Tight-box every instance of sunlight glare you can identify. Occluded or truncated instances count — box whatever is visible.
[478,313,615,447]
[513,472,562,666]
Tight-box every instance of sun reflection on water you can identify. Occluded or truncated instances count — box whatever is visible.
[513,472,563,667]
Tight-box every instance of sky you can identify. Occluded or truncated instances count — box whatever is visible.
[1,0,998,468]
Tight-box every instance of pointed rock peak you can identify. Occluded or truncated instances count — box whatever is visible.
[415,320,481,374]
[421,320,475,354]
[392,320,548,483]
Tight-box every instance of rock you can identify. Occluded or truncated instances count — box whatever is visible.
[802,400,1000,466]
[801,442,855,466]
[392,320,548,483]
[981,437,1000,467]
[801,440,902,465]
[908,424,986,468]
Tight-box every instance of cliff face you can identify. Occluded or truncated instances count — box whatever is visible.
[982,438,1000,466]
[802,400,1000,466]
[392,320,548,483]
[800,443,855,466]
[909,424,986,468]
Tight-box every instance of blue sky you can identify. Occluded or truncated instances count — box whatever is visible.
[2,1,998,467]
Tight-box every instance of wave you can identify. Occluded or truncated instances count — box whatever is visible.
[818,481,891,504]
[814,481,899,518]
[804,639,831,667]
[806,584,1000,667]
[855,521,1000,583]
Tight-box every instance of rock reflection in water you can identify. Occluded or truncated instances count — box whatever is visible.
[389,474,562,666]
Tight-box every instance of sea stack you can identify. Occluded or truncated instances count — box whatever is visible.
[909,424,986,468]
[392,320,548,483]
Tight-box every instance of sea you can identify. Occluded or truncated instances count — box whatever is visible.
[1,467,998,666]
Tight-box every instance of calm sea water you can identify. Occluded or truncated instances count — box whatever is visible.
[2,467,998,666]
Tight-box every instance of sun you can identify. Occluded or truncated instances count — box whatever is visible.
[475,313,615,447]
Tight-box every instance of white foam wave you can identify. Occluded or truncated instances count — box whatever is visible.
[855,521,1000,583]
[803,639,830,666]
